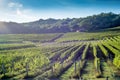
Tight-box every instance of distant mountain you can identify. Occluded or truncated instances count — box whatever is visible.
[0,12,120,34]
[0,22,48,34]
[0,22,30,34]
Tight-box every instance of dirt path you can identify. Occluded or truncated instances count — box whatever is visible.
[50,34,64,42]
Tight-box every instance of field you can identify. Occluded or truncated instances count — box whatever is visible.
[0,31,120,80]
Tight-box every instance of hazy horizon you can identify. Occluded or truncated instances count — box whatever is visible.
[0,0,120,23]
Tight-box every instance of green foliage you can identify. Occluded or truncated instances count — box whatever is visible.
[0,34,60,43]
[0,48,50,79]
[81,43,89,60]
[113,55,120,69]
[98,42,108,57]
[94,58,101,77]
[56,31,120,42]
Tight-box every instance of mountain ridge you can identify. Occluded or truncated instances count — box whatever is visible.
[0,12,120,34]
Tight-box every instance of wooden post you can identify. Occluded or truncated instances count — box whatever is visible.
[51,63,54,74]
[106,76,108,80]
[51,63,54,75]
[79,60,80,68]
[26,62,29,76]
[2,63,5,76]
[61,62,63,70]
[11,61,14,71]
[74,61,76,74]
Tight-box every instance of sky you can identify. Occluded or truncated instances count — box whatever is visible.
[0,0,120,23]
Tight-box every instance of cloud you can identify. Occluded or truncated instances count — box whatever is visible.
[7,2,24,16]
[8,2,23,8]
[3,2,39,22]
[16,9,35,19]
[16,9,22,15]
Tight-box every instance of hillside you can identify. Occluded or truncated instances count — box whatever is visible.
[0,31,120,79]
[0,12,120,34]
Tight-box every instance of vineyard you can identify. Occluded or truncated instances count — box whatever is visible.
[0,31,120,80]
